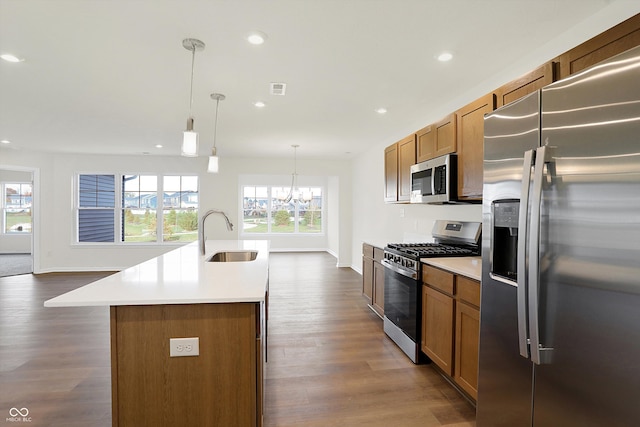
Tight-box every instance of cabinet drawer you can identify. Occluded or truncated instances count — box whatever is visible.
[422,265,454,296]
[373,247,384,262]
[457,276,480,307]
[363,243,374,258]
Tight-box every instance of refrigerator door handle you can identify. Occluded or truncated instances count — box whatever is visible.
[528,145,554,365]
[517,149,535,358]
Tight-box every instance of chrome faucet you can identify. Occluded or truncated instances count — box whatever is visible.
[200,209,234,254]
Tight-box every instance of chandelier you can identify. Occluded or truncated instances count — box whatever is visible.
[280,145,311,203]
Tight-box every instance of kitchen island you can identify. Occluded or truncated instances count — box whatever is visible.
[45,240,269,427]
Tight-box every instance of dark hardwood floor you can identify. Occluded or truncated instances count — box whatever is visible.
[265,252,475,427]
[0,252,475,426]
[0,272,113,427]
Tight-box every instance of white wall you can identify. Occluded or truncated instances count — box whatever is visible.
[0,168,33,253]
[350,145,482,272]
[237,173,329,252]
[0,149,352,272]
[206,157,351,266]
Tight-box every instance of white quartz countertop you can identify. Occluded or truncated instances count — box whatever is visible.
[44,240,270,307]
[421,256,482,281]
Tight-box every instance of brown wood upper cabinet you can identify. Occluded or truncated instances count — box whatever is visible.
[384,134,416,203]
[455,93,496,201]
[416,113,457,163]
[383,143,398,202]
[556,13,640,79]
[398,135,417,202]
[495,61,557,108]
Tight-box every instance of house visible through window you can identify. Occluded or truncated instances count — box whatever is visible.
[2,182,32,234]
[162,175,198,242]
[77,174,198,243]
[242,185,323,234]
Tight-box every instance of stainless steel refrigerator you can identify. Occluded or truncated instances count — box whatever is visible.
[478,44,640,426]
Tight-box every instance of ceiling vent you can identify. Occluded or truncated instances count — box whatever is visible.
[270,82,287,96]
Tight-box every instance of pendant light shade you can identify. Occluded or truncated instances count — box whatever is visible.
[182,118,198,157]
[208,93,225,173]
[182,131,198,157]
[207,149,219,173]
[181,38,205,157]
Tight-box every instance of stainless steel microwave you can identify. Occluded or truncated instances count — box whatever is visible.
[410,154,457,204]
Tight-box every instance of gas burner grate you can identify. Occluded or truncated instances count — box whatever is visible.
[386,242,477,258]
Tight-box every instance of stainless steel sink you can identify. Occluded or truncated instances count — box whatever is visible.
[206,250,258,262]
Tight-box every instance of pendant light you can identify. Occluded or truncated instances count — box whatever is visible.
[181,38,205,157]
[207,93,226,173]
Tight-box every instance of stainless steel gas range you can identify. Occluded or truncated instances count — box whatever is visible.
[382,220,481,363]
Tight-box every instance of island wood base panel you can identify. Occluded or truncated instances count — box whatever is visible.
[110,303,260,427]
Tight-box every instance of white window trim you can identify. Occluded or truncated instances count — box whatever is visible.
[239,183,325,237]
[73,173,199,246]
[1,181,33,235]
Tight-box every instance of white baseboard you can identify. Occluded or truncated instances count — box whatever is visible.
[34,266,123,274]
[268,247,327,253]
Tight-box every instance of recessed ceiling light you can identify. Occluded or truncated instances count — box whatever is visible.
[1,139,11,144]
[155,144,163,149]
[254,101,266,108]
[247,31,267,45]
[375,107,387,114]
[1,54,24,63]
[437,52,453,62]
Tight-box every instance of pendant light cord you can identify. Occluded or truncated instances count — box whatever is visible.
[292,145,298,189]
[188,44,196,118]
[213,97,219,149]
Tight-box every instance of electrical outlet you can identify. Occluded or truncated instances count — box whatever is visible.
[169,337,199,357]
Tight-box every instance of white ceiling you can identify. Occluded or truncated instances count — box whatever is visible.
[1,1,639,160]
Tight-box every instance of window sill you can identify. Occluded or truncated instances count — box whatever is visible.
[71,241,192,248]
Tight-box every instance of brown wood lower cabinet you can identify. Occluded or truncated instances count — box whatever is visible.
[421,285,454,375]
[110,302,264,427]
[421,264,480,401]
[362,243,384,317]
[455,299,480,399]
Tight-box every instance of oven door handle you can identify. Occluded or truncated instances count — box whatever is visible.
[381,259,418,280]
